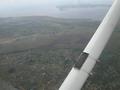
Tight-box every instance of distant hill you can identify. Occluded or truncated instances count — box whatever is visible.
[0,16,98,54]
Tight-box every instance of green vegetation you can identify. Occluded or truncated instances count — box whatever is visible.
[0,16,119,90]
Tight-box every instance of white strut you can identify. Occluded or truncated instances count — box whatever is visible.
[59,0,120,90]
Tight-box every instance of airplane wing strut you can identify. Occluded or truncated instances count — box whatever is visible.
[59,0,120,90]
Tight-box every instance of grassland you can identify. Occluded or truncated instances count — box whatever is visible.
[0,16,119,90]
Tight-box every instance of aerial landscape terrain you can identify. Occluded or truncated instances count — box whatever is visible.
[0,16,119,90]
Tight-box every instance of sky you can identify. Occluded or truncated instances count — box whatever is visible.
[0,0,112,17]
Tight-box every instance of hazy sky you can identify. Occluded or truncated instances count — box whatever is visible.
[0,0,112,17]
[0,0,112,6]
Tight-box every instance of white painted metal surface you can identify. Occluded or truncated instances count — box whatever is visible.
[59,0,120,90]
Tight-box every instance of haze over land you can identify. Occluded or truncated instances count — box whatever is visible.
[0,0,112,20]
